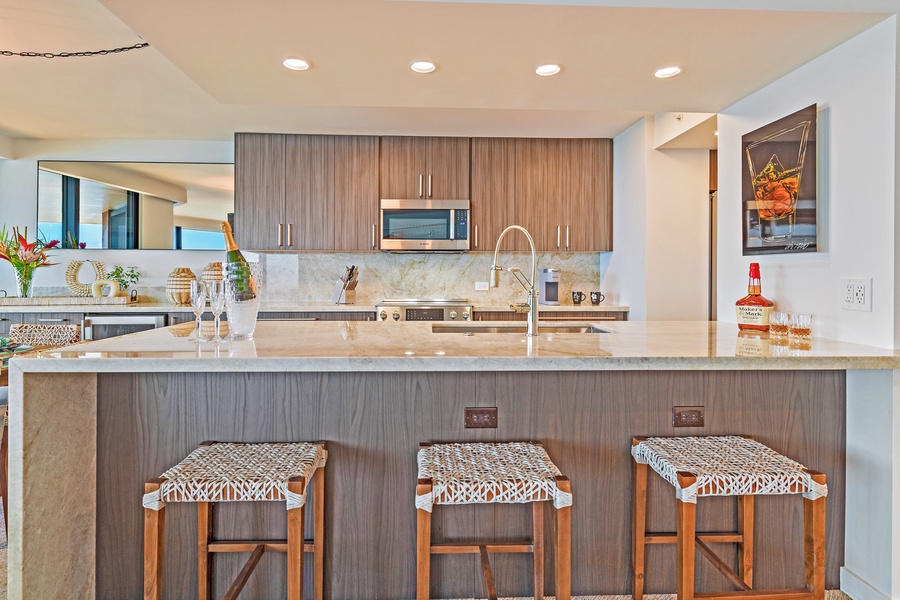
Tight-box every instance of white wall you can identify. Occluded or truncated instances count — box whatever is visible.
[609,117,711,320]
[139,196,176,250]
[717,17,897,347]
[0,139,232,295]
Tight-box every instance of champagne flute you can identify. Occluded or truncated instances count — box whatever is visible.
[208,280,227,341]
[190,280,209,342]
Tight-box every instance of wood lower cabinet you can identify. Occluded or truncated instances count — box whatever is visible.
[380,136,469,200]
[258,311,375,321]
[473,309,627,321]
[470,138,516,251]
[0,312,84,337]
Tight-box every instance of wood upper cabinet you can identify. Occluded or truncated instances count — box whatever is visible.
[470,138,517,251]
[235,133,379,251]
[380,136,470,200]
[234,133,286,250]
[514,138,612,252]
[333,136,379,251]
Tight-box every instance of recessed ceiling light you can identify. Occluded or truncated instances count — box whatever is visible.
[410,61,436,74]
[283,58,310,71]
[654,66,682,79]
[535,64,561,77]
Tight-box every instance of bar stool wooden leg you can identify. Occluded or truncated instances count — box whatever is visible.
[737,495,754,588]
[554,475,572,600]
[287,477,306,600]
[313,464,325,600]
[532,499,545,600]
[676,472,697,600]
[143,478,166,600]
[197,502,213,600]
[416,478,433,600]
[632,439,649,600]
[804,470,827,600]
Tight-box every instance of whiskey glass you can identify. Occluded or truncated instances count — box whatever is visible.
[770,311,790,338]
[789,313,812,349]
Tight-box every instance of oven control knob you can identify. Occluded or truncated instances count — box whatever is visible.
[392,311,400,321]
[379,310,387,321]
[462,310,470,320]
[449,310,458,320]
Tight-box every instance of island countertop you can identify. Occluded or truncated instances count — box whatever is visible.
[13,319,900,373]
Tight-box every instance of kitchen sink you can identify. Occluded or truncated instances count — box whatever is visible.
[431,323,612,334]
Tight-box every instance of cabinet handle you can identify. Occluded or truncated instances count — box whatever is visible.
[566,225,570,250]
[39,318,65,322]
[288,223,293,247]
[418,174,424,198]
[278,223,284,247]
[474,225,478,249]
[372,224,376,250]
[556,225,561,249]
[427,174,432,198]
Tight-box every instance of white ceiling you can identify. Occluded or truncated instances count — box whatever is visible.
[0,0,892,142]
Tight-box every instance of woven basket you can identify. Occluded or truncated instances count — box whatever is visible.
[165,268,196,305]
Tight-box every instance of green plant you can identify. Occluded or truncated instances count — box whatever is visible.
[108,265,141,290]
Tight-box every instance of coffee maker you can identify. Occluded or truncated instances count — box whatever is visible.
[539,269,560,305]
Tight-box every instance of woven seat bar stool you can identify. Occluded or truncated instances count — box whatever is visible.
[142,441,327,600]
[415,441,572,600]
[631,435,828,600]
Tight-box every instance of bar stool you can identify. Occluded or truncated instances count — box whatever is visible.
[142,441,327,600]
[415,441,572,600]
[631,435,828,600]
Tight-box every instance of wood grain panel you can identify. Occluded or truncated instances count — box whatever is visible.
[564,138,613,251]
[426,137,470,200]
[234,133,285,250]
[515,138,563,251]
[94,369,844,599]
[334,136,379,251]
[471,138,516,251]
[380,136,426,199]
[473,310,627,321]
[285,135,335,250]
[257,312,375,321]
[710,149,718,192]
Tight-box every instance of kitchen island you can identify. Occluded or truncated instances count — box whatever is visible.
[7,320,898,600]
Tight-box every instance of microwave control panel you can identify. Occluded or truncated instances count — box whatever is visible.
[454,209,469,240]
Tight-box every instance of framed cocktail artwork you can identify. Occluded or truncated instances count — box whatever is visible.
[742,104,817,255]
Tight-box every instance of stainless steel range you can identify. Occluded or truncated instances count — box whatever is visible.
[375,298,474,322]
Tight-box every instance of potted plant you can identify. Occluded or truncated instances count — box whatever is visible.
[108,265,141,299]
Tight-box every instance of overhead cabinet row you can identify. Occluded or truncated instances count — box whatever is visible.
[234,133,612,252]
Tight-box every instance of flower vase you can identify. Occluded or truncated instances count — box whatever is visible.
[14,264,35,298]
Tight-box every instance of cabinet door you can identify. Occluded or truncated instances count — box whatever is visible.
[470,138,516,251]
[380,136,426,199]
[234,133,286,250]
[285,135,335,250]
[334,136,379,251]
[514,138,563,251]
[563,139,613,251]
[426,137,470,200]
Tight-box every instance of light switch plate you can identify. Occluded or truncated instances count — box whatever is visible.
[475,281,489,291]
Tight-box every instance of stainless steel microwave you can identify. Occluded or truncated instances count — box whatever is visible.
[380,199,470,251]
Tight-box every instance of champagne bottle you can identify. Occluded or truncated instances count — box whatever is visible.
[220,221,257,301]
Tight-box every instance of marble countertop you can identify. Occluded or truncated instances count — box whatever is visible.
[10,320,899,374]
[0,301,629,314]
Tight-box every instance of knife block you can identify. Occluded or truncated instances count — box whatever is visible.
[331,279,356,304]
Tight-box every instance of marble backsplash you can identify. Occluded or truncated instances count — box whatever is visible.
[257,251,603,306]
[29,251,606,307]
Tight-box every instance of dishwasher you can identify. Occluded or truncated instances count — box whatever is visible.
[82,314,167,340]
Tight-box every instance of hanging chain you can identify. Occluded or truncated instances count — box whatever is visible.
[0,42,149,59]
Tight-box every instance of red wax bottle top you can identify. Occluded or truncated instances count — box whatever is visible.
[749,263,761,277]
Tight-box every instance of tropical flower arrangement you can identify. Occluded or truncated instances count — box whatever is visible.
[0,225,59,298]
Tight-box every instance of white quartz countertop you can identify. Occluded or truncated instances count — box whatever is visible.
[10,320,899,374]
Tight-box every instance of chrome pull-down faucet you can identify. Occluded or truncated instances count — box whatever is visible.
[490,225,539,337]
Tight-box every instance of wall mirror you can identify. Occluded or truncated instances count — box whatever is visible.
[37,161,234,250]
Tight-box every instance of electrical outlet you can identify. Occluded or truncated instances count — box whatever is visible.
[475,281,489,291]
[465,407,498,428]
[841,277,873,311]
[673,406,705,428]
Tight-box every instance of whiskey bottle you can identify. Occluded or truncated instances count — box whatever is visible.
[220,221,257,301]
[735,262,774,331]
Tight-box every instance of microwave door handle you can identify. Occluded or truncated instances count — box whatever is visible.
[450,210,455,240]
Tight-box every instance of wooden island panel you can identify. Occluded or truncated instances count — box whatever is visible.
[95,369,844,600]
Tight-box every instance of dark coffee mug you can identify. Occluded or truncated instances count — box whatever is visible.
[572,291,586,305]
[590,291,604,305]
